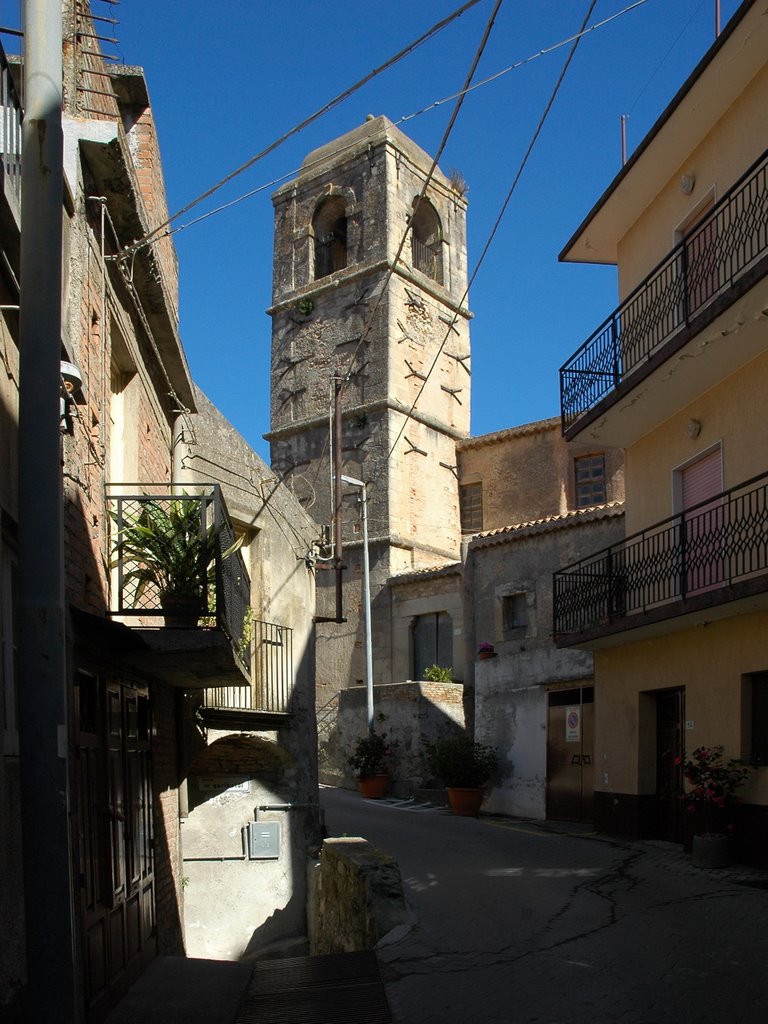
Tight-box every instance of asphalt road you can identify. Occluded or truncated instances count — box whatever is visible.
[320,785,768,1024]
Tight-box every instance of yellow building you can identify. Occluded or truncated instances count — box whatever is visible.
[554,0,768,860]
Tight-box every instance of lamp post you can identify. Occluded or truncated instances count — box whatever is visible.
[341,475,374,735]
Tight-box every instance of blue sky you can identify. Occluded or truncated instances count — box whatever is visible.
[13,1,743,460]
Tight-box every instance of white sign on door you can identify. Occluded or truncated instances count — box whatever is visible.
[565,705,581,743]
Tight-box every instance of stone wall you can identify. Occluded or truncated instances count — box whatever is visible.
[322,680,468,796]
[308,838,409,955]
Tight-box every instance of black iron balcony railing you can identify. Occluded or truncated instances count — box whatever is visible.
[560,147,768,433]
[1,40,22,206]
[202,620,294,715]
[107,484,251,673]
[554,470,768,640]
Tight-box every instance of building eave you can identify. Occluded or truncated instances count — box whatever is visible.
[560,0,764,266]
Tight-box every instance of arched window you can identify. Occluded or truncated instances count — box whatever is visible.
[312,197,347,279]
[410,197,443,285]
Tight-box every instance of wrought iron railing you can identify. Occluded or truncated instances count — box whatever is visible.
[0,40,22,207]
[107,484,251,672]
[412,234,443,284]
[560,147,768,432]
[202,620,293,714]
[554,470,768,639]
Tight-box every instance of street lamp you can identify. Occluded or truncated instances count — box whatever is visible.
[341,474,374,735]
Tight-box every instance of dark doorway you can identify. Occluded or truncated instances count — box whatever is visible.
[656,688,684,842]
[546,687,594,822]
[412,611,452,680]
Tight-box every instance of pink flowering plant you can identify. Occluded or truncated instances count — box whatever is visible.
[676,745,750,835]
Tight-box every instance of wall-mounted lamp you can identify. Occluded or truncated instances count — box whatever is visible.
[680,174,696,196]
[686,418,702,440]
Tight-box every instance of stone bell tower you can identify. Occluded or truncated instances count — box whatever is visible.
[267,115,471,701]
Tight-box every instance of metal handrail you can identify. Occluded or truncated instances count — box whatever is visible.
[202,620,293,714]
[106,484,251,673]
[554,469,768,638]
[560,146,768,432]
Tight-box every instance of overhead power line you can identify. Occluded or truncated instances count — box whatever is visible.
[387,0,600,461]
[118,0,485,258]
[133,0,653,251]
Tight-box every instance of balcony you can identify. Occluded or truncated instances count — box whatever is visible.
[107,485,251,687]
[560,147,768,442]
[199,620,295,729]
[554,470,768,647]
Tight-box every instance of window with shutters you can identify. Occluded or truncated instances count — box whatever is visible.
[676,445,723,596]
[459,483,483,533]
[412,611,452,680]
[574,454,606,508]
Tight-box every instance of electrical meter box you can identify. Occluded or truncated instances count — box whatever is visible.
[246,821,280,860]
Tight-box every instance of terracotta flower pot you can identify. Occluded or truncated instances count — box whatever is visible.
[478,652,496,661]
[357,774,389,799]
[447,786,485,817]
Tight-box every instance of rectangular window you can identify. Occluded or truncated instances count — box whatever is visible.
[502,592,528,632]
[459,483,483,533]
[575,454,606,508]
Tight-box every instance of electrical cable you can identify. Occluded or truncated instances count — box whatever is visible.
[138,0,653,250]
[117,0,485,258]
[387,0,599,461]
[337,0,505,395]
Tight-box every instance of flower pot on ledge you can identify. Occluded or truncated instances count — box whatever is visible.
[357,774,389,799]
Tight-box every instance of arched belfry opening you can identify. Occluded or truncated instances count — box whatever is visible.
[312,196,348,279]
[410,196,443,285]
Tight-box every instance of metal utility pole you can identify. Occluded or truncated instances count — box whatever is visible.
[341,475,374,735]
[17,1,77,1020]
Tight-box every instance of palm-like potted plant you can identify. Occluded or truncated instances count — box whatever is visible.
[112,495,241,626]
[347,730,395,799]
[677,745,750,867]
[424,735,498,816]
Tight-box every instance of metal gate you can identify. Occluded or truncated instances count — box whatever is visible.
[546,687,594,822]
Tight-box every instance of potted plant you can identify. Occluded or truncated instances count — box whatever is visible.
[423,664,453,682]
[347,730,396,798]
[424,735,498,816]
[477,642,496,660]
[677,745,750,867]
[112,494,242,626]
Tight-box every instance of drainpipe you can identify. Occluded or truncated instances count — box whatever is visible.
[17,2,77,1021]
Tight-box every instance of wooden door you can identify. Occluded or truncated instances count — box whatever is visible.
[75,674,156,1023]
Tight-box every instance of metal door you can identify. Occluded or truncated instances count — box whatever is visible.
[546,687,594,822]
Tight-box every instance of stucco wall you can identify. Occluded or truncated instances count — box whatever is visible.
[471,511,625,819]
[623,351,768,535]
[458,418,624,532]
[617,62,768,295]
[326,681,467,796]
[594,611,768,807]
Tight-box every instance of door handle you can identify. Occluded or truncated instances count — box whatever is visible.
[582,755,592,765]
[571,754,581,765]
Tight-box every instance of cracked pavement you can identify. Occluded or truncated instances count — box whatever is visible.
[320,787,768,1024]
